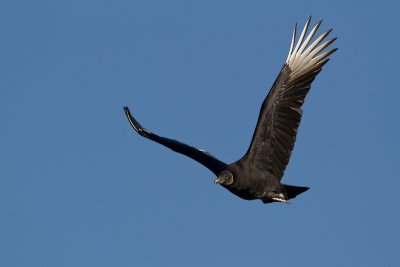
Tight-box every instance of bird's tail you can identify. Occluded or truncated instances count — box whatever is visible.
[283,184,309,200]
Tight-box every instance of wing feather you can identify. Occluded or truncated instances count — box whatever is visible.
[123,107,227,175]
[244,18,337,180]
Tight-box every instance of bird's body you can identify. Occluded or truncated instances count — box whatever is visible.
[124,17,336,204]
[221,160,284,202]
[216,156,309,203]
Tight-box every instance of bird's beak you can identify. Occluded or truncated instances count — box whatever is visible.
[214,177,222,184]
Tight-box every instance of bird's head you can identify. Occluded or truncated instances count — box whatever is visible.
[214,171,234,185]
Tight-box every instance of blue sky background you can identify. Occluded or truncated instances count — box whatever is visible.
[1,1,399,266]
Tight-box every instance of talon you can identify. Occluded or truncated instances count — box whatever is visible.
[272,197,290,203]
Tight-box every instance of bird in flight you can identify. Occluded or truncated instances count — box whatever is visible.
[124,17,337,204]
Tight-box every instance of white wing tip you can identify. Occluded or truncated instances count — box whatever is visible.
[285,17,337,78]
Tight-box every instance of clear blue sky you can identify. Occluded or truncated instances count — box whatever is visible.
[1,1,399,266]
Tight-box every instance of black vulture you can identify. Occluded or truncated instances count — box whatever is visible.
[124,17,337,204]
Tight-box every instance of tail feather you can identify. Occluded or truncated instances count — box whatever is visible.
[283,184,309,200]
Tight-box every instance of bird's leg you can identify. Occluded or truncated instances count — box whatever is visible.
[271,198,291,204]
[262,192,290,203]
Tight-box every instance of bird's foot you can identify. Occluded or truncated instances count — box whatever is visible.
[263,192,290,204]
[271,197,291,204]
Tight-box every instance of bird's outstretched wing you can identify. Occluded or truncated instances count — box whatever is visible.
[244,17,337,180]
[123,107,227,176]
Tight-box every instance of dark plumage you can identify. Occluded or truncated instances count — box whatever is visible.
[124,17,337,204]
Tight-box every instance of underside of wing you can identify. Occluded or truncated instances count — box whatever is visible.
[124,107,227,176]
[244,17,337,180]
